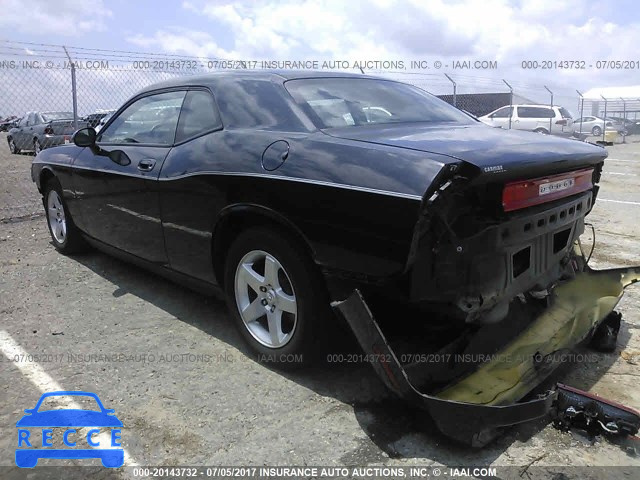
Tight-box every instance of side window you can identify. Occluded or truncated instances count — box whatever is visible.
[518,107,553,118]
[175,90,223,143]
[18,117,28,127]
[491,107,511,118]
[541,108,555,118]
[27,113,36,126]
[517,107,532,118]
[99,91,186,145]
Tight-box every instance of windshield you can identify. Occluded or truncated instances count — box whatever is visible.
[285,78,474,129]
[42,112,73,121]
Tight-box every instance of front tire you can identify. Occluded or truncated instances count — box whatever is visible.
[44,179,87,253]
[224,227,329,368]
[592,126,602,136]
[34,138,42,155]
[8,137,20,154]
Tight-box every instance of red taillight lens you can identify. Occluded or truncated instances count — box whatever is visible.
[502,168,594,212]
[555,119,567,125]
[44,126,54,135]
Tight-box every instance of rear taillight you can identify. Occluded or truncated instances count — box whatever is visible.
[44,126,54,135]
[502,168,594,212]
[555,119,568,126]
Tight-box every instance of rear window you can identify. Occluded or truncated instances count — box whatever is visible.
[517,106,555,119]
[215,79,307,131]
[285,78,474,128]
[559,107,573,119]
[42,112,73,121]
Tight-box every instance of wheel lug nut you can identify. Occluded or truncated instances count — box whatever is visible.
[259,286,267,292]
[270,305,276,312]
[261,299,268,306]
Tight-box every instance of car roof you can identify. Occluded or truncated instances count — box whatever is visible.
[514,104,560,108]
[137,70,389,94]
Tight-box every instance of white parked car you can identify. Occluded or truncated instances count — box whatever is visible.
[479,104,574,137]
[572,116,622,136]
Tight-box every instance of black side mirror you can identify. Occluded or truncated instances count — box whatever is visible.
[73,127,97,147]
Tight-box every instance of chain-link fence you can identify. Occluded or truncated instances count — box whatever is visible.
[2,42,640,222]
[2,42,639,144]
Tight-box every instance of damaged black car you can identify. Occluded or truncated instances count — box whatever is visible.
[31,71,640,445]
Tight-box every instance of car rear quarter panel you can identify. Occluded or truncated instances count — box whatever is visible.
[158,129,448,284]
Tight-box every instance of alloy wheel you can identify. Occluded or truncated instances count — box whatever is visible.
[47,190,66,244]
[234,249,297,348]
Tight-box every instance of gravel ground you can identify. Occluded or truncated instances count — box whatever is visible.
[0,132,639,479]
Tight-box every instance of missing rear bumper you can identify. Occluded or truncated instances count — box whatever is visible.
[332,263,640,446]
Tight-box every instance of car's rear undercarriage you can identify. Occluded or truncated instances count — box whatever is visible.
[332,162,640,446]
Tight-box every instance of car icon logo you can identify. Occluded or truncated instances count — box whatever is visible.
[15,391,124,468]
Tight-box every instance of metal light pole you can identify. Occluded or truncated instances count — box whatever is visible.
[544,86,553,134]
[576,90,584,135]
[620,97,627,143]
[503,79,514,129]
[444,74,457,107]
[601,95,607,142]
[63,46,78,130]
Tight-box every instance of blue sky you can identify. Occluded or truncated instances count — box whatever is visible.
[1,0,640,112]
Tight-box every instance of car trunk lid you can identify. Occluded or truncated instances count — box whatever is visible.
[323,122,607,183]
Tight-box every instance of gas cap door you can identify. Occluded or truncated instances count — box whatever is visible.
[261,140,290,171]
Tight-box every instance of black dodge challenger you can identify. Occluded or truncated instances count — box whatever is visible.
[32,71,640,444]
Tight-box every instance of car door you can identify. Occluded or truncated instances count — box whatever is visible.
[583,116,596,131]
[515,106,537,131]
[23,112,40,149]
[13,116,29,148]
[484,106,512,128]
[20,114,38,149]
[158,88,225,282]
[71,89,186,263]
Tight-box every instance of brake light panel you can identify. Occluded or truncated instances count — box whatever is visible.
[502,168,593,212]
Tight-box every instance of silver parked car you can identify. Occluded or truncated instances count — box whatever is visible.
[7,111,81,154]
[572,116,623,136]
[479,104,574,137]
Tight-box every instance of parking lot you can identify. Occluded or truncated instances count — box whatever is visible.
[0,131,639,478]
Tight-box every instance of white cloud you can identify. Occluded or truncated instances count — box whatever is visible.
[0,0,113,37]
[123,0,640,94]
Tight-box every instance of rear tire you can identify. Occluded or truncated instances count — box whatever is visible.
[8,137,20,154]
[44,178,88,253]
[534,128,548,134]
[224,226,330,368]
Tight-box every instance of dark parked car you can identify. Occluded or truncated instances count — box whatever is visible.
[7,111,81,154]
[31,71,639,444]
[607,116,640,136]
